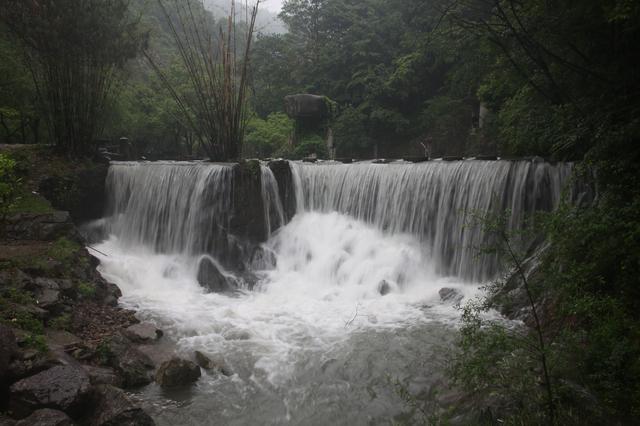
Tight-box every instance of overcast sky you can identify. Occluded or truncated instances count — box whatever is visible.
[261,0,284,13]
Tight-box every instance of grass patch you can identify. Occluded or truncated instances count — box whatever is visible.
[6,190,54,214]
[77,281,96,299]
[0,299,43,334]
[3,286,34,305]
[95,340,115,365]
[47,237,81,262]
[0,286,47,353]
[49,313,71,331]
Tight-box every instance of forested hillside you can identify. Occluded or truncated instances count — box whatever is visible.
[1,1,640,423]
[251,0,640,160]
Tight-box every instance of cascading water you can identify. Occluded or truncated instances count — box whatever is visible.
[291,160,573,281]
[261,166,286,238]
[93,159,574,425]
[104,161,233,257]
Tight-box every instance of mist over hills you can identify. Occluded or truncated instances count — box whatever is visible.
[203,0,286,34]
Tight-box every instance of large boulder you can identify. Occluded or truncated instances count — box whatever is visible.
[102,333,154,388]
[196,258,231,293]
[6,349,68,386]
[122,323,162,344]
[82,366,122,388]
[14,409,73,426]
[9,365,91,418]
[30,278,65,315]
[194,351,232,377]
[155,358,201,388]
[284,94,331,119]
[89,385,155,426]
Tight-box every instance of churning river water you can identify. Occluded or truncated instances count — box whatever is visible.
[90,160,573,425]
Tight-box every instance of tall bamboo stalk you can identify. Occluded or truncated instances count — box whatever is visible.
[149,0,259,161]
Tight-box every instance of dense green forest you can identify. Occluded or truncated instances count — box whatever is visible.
[1,0,640,424]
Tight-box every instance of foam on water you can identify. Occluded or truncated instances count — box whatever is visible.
[92,159,575,424]
[95,212,474,383]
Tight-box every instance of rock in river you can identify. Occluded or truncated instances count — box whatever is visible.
[90,385,155,426]
[155,358,201,388]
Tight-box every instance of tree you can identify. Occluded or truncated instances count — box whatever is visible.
[0,27,42,145]
[244,112,293,158]
[0,0,146,157]
[149,0,259,161]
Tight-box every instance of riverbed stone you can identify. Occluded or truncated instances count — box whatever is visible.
[197,258,231,293]
[15,409,73,426]
[194,351,232,377]
[9,365,91,417]
[90,385,155,426]
[439,287,463,304]
[155,358,201,388]
[82,366,122,387]
[378,280,391,296]
[223,329,251,341]
[122,323,163,343]
[104,333,155,388]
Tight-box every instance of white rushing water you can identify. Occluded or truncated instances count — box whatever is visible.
[93,160,574,425]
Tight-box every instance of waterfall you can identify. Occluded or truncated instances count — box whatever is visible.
[261,166,285,238]
[104,161,234,257]
[289,160,573,281]
[102,159,574,283]
[94,158,578,424]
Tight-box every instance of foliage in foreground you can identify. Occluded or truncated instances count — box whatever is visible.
[452,177,640,424]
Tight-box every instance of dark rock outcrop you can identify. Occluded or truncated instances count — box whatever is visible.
[32,279,62,314]
[491,243,549,323]
[14,409,73,426]
[9,366,91,418]
[3,212,77,242]
[268,160,297,222]
[155,358,201,388]
[197,258,231,293]
[39,163,109,224]
[230,160,268,243]
[89,385,155,426]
